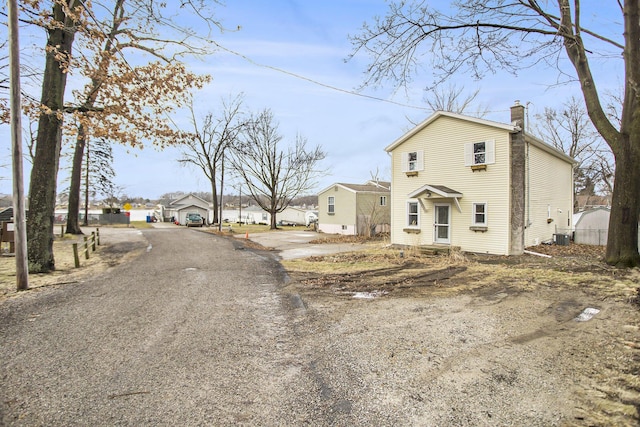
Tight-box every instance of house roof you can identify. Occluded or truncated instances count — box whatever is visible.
[385,111,515,152]
[318,181,391,195]
[408,184,462,198]
[174,204,208,213]
[408,184,463,212]
[385,110,575,165]
[169,193,209,207]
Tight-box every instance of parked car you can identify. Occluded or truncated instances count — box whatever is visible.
[185,213,203,227]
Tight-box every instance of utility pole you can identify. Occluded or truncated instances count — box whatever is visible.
[218,154,224,232]
[8,0,29,290]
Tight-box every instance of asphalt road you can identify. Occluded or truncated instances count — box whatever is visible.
[0,227,324,425]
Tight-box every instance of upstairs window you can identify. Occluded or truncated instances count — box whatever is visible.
[327,196,335,214]
[380,196,387,206]
[473,142,486,165]
[408,152,418,170]
[464,140,495,166]
[402,150,424,173]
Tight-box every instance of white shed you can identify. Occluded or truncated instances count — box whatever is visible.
[573,207,610,245]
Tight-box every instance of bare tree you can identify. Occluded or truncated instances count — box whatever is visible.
[179,94,245,224]
[229,109,326,229]
[424,84,489,118]
[350,1,640,267]
[532,96,613,205]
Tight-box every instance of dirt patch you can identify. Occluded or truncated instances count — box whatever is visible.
[282,245,640,425]
[309,233,389,244]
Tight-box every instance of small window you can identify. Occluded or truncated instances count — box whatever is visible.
[407,201,419,227]
[473,203,487,226]
[328,196,335,214]
[341,225,347,230]
[380,196,387,206]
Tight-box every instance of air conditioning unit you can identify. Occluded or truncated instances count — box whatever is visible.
[553,233,570,246]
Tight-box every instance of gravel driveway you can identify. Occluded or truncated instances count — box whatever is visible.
[235,230,372,260]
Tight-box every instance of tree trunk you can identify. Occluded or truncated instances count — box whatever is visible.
[211,173,218,225]
[27,1,80,273]
[65,124,87,234]
[605,136,640,267]
[211,180,217,225]
[270,206,278,229]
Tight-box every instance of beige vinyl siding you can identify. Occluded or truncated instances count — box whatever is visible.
[356,191,391,234]
[389,116,512,254]
[318,185,357,235]
[525,142,574,246]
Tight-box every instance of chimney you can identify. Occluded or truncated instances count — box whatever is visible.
[510,100,525,131]
[509,99,526,255]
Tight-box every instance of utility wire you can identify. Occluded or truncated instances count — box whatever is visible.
[207,40,431,111]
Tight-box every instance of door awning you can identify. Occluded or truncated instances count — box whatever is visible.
[408,184,463,212]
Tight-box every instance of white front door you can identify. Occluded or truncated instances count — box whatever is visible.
[434,204,451,244]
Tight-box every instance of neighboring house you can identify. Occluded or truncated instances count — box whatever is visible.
[0,207,13,222]
[243,205,270,225]
[318,180,391,236]
[574,194,611,212]
[221,205,314,226]
[165,194,210,225]
[278,206,308,226]
[385,102,575,255]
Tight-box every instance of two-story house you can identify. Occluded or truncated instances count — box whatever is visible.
[318,180,391,236]
[385,102,574,255]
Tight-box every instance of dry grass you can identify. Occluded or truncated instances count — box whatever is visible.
[282,244,640,302]
[0,232,112,302]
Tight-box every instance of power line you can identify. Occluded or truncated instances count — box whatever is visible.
[207,40,431,111]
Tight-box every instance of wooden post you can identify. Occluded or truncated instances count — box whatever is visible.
[96,228,100,245]
[91,232,96,251]
[8,0,29,290]
[83,236,89,259]
[73,243,80,268]
[60,225,65,237]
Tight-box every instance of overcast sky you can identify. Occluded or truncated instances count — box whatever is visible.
[1,0,622,200]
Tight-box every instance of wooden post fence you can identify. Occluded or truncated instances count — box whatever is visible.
[72,228,100,268]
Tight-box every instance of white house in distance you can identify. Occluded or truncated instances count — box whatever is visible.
[385,102,575,255]
[317,180,391,236]
[164,194,210,225]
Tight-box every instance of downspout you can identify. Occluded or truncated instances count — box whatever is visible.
[526,140,531,229]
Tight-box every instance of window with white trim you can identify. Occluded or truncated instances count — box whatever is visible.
[380,196,387,206]
[327,196,335,214]
[407,200,419,226]
[473,142,486,164]
[472,202,487,226]
[464,140,495,166]
[402,150,424,172]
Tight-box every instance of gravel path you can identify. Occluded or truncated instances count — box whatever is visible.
[0,228,315,425]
